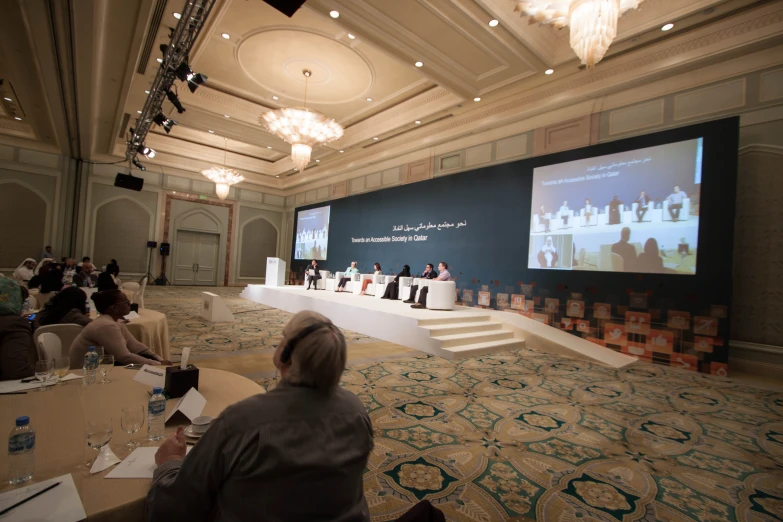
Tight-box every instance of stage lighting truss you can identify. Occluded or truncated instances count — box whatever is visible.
[132,157,146,171]
[125,0,216,164]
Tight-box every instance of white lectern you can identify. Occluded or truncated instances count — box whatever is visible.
[265,257,286,287]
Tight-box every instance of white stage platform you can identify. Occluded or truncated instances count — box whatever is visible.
[240,285,637,367]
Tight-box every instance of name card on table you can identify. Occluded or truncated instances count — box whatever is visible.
[165,387,206,424]
[133,365,165,389]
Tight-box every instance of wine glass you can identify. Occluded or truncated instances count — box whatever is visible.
[121,406,144,451]
[34,360,54,392]
[85,418,113,468]
[99,354,115,384]
[53,357,70,385]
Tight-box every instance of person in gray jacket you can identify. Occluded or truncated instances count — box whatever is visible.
[147,311,374,522]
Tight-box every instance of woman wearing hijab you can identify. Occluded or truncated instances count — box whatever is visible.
[537,236,559,268]
[0,278,37,379]
[33,287,92,330]
[381,265,411,300]
[13,258,37,284]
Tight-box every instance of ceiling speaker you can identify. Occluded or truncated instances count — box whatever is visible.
[114,173,144,192]
[262,0,307,17]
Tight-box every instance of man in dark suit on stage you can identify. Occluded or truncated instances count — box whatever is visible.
[611,227,637,272]
[403,263,437,303]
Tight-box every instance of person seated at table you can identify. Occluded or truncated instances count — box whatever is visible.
[33,287,92,331]
[78,256,91,267]
[13,258,37,285]
[305,260,321,290]
[336,261,359,292]
[40,266,66,294]
[611,227,637,272]
[381,265,411,299]
[69,290,168,369]
[0,279,37,380]
[411,262,451,309]
[106,261,122,287]
[73,263,95,288]
[97,270,119,292]
[403,263,437,303]
[359,263,382,295]
[148,310,374,521]
[637,238,664,273]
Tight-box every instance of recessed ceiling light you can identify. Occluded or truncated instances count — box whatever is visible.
[414,61,423,67]
[366,97,373,102]
[224,114,230,118]
[276,175,280,178]
[3,97,12,101]
[315,159,320,162]
[208,129,214,133]
[661,23,674,31]
[156,58,163,63]
[373,137,379,140]
[14,117,21,121]
[488,19,499,27]
[173,12,181,19]
[173,191,177,194]
[339,150,344,153]
[545,69,554,75]
[415,120,421,124]
[221,33,230,39]
[144,90,150,94]
[474,97,481,102]
[267,146,272,149]
[329,10,339,18]
[137,110,142,114]
[348,33,355,39]
[272,95,278,100]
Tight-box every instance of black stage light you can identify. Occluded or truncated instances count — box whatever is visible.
[186,72,208,93]
[166,90,186,113]
[137,144,156,159]
[162,118,177,134]
[132,157,146,171]
[153,113,167,126]
[174,61,192,82]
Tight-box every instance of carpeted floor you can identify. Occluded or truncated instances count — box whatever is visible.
[146,287,783,522]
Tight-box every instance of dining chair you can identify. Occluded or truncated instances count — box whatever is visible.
[33,324,84,360]
[36,332,62,362]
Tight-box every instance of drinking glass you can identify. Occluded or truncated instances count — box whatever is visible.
[85,418,113,468]
[99,354,115,384]
[34,360,54,392]
[121,406,145,451]
[53,357,70,385]
[93,346,105,357]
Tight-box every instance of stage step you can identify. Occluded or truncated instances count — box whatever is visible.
[423,320,503,336]
[432,330,514,348]
[442,338,525,360]
[417,315,491,326]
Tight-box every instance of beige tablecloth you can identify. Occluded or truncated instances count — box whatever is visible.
[88,309,171,360]
[0,368,264,521]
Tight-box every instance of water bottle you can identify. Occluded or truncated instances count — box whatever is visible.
[147,387,166,441]
[82,346,98,385]
[8,416,35,485]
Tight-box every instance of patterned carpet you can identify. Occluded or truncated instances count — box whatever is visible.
[146,287,783,521]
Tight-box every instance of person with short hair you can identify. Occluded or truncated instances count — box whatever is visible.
[0,279,37,380]
[666,185,688,222]
[411,262,451,309]
[403,263,437,304]
[40,246,54,260]
[40,267,66,294]
[306,259,321,290]
[68,290,168,369]
[635,191,651,222]
[359,263,382,295]
[73,263,95,288]
[537,204,550,232]
[611,227,637,272]
[33,287,92,330]
[336,261,359,292]
[559,200,571,227]
[148,311,374,521]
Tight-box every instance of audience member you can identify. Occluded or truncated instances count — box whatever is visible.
[359,263,382,295]
[97,271,119,292]
[40,246,54,260]
[40,267,65,294]
[611,227,637,272]
[381,265,411,299]
[335,261,359,292]
[34,258,53,276]
[13,258,37,284]
[69,290,168,368]
[403,263,436,304]
[411,262,451,309]
[33,287,92,330]
[305,260,321,290]
[78,256,91,267]
[73,263,95,288]
[637,238,664,273]
[147,311,373,521]
[0,279,37,380]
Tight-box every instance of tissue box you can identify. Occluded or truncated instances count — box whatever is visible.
[165,365,199,399]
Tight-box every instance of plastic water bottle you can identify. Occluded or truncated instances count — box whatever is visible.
[82,346,99,385]
[147,387,166,441]
[8,416,35,485]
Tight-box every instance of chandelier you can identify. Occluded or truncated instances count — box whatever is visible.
[512,0,644,67]
[260,69,343,172]
[201,138,244,200]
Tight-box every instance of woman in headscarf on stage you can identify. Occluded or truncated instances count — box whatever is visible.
[380,265,411,300]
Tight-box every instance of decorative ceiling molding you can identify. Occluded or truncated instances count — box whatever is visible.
[738,144,783,156]
[0,119,37,140]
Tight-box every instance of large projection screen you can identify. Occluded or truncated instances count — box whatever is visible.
[294,205,330,260]
[528,138,703,275]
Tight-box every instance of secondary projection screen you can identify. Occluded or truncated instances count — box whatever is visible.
[294,205,330,260]
[528,138,703,275]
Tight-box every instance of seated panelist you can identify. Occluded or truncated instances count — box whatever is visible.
[381,265,411,300]
[411,262,451,309]
[336,261,359,292]
[559,200,571,226]
[359,263,382,295]
[403,264,437,304]
[635,191,651,222]
[306,260,321,290]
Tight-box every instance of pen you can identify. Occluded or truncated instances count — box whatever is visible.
[0,392,28,395]
[0,481,62,516]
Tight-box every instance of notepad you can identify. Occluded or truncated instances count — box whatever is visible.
[105,446,192,479]
[0,374,81,393]
[0,474,85,522]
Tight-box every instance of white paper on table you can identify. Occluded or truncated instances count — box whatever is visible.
[90,445,121,474]
[165,387,205,423]
[105,446,192,479]
[123,311,141,321]
[0,473,86,522]
[0,374,80,393]
[133,365,166,389]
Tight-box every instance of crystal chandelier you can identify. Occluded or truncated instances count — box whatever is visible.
[201,138,244,200]
[261,70,343,172]
[512,0,644,67]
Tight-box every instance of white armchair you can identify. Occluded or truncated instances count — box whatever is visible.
[353,274,372,295]
[401,277,420,301]
[427,281,457,310]
[374,275,394,298]
[397,277,413,301]
[532,213,547,233]
[580,208,597,227]
[662,198,690,222]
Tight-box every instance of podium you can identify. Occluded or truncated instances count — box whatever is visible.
[265,257,286,287]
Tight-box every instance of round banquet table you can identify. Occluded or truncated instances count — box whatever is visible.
[89,309,171,361]
[0,368,264,521]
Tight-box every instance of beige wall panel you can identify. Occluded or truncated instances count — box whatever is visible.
[760,68,783,102]
[240,190,263,203]
[239,218,278,278]
[265,193,285,206]
[165,176,191,191]
[465,143,492,167]
[93,199,150,273]
[365,172,382,189]
[674,79,746,121]
[609,100,665,136]
[17,149,59,169]
[0,145,13,161]
[295,193,305,205]
[0,183,46,267]
[349,177,365,194]
[331,182,347,199]
[316,186,330,200]
[191,180,215,195]
[382,168,400,185]
[496,134,528,160]
[439,153,461,172]
[534,116,591,156]
[404,159,431,183]
[305,189,317,202]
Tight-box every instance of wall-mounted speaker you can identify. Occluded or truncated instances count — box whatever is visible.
[146,241,158,248]
[160,243,170,256]
[262,0,306,17]
[114,173,144,191]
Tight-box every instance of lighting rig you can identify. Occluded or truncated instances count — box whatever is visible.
[125,0,215,170]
